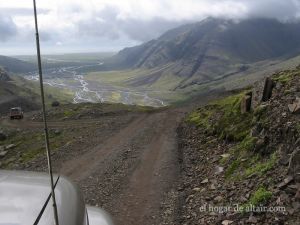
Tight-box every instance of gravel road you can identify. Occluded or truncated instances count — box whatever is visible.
[1,106,186,225]
[59,109,185,225]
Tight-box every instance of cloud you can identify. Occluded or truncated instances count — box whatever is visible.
[75,6,186,42]
[0,15,17,41]
[1,0,300,54]
[0,7,50,16]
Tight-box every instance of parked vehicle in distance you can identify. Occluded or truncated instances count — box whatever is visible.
[10,107,24,120]
[0,170,115,225]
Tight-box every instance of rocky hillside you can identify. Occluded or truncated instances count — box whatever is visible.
[178,66,300,224]
[106,18,300,89]
[0,69,39,116]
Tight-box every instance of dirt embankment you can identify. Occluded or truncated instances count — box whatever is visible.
[177,68,300,224]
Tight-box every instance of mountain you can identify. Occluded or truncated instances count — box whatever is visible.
[106,18,300,90]
[0,55,35,73]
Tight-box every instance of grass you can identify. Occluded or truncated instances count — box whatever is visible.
[63,109,76,117]
[0,129,66,168]
[186,88,279,180]
[85,66,188,104]
[10,75,74,105]
[233,135,258,153]
[186,91,254,141]
[225,159,241,178]
[273,69,300,84]
[247,187,272,206]
[245,152,277,177]
[225,143,277,179]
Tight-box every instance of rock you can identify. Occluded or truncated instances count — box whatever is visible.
[292,200,300,210]
[0,151,8,157]
[285,184,298,195]
[54,129,61,135]
[210,184,216,190]
[275,82,283,90]
[278,176,294,189]
[5,144,16,150]
[192,187,201,192]
[214,196,223,202]
[221,154,230,159]
[247,215,258,223]
[288,97,300,114]
[222,220,234,225]
[51,101,60,107]
[215,166,224,175]
[254,138,265,152]
[288,148,300,182]
[0,132,7,141]
[201,178,209,184]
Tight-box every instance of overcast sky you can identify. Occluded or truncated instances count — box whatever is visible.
[0,0,300,55]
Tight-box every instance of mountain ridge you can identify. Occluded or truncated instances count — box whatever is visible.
[104,18,300,90]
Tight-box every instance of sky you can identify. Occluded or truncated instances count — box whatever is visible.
[0,0,300,55]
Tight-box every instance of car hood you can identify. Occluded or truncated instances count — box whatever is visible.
[0,170,85,225]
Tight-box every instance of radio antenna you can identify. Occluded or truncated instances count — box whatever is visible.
[33,0,59,224]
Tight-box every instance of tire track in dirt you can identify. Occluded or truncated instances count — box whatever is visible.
[58,109,185,225]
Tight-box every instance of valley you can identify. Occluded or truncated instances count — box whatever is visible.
[24,64,166,107]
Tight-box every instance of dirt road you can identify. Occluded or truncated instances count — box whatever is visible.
[1,106,186,225]
[57,108,184,225]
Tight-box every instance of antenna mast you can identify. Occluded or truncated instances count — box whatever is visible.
[33,0,59,224]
